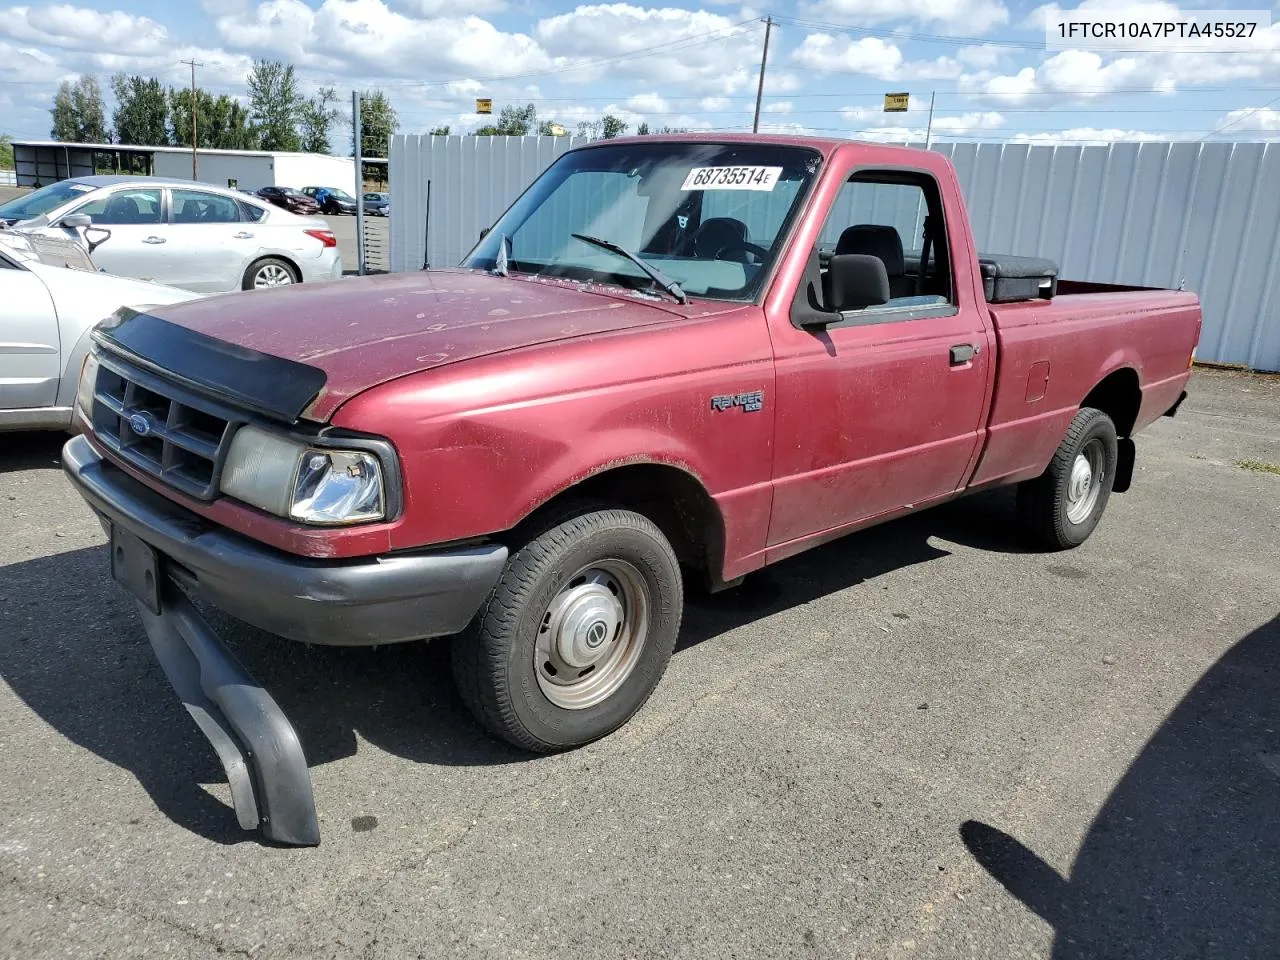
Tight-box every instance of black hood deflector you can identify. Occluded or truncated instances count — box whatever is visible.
[92,308,327,423]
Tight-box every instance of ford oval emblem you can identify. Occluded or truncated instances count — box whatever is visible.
[128,412,153,437]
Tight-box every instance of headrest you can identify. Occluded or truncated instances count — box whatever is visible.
[828,254,890,311]
[694,217,748,257]
[835,224,906,275]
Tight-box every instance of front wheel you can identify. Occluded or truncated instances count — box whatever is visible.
[1017,406,1119,549]
[452,508,684,752]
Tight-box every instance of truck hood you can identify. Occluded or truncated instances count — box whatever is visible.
[133,269,705,421]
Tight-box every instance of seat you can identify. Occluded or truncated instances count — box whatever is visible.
[103,195,141,224]
[835,225,916,298]
[177,199,204,224]
[692,217,748,259]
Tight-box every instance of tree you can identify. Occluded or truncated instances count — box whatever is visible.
[206,96,258,150]
[635,121,650,135]
[601,114,628,139]
[299,86,341,154]
[428,125,450,136]
[50,75,109,143]
[169,88,258,150]
[475,103,536,136]
[0,134,13,170]
[356,89,398,157]
[575,119,601,139]
[111,74,169,146]
[247,59,302,151]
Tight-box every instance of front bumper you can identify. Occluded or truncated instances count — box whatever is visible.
[61,433,509,845]
[63,435,507,646]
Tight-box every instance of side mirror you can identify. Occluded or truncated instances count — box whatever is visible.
[827,254,890,312]
[479,226,490,240]
[59,213,92,229]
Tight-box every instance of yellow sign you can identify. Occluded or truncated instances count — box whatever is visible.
[548,123,567,137]
[883,92,910,113]
[475,98,493,115]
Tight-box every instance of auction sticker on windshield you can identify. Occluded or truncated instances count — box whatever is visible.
[681,166,783,191]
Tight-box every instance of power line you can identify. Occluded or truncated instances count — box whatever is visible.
[1198,91,1280,140]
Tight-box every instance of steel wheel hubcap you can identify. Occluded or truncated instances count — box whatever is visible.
[1066,438,1105,524]
[535,560,649,710]
[254,264,293,287]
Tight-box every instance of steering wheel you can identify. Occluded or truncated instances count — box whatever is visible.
[713,241,770,264]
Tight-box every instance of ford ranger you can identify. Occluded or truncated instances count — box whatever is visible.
[61,135,1202,845]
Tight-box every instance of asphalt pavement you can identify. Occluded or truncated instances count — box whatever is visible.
[1,369,1278,960]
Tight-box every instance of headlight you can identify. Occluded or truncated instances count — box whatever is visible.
[219,425,386,525]
[75,352,100,418]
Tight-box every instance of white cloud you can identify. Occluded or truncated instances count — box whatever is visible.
[391,0,505,14]
[215,0,553,77]
[626,92,669,112]
[801,0,1009,35]
[1010,127,1172,143]
[756,121,815,135]
[763,100,793,113]
[700,96,731,110]
[792,34,962,81]
[1214,106,1280,135]
[842,105,1004,137]
[534,4,762,94]
[0,4,168,54]
[956,44,1008,70]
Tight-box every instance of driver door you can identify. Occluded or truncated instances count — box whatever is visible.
[66,187,174,283]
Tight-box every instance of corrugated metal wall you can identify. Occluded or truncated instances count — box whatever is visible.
[390,136,1280,370]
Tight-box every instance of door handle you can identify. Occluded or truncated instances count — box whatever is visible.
[142,236,166,244]
[949,343,978,365]
[234,232,255,239]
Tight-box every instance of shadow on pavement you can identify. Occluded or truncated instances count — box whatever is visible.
[961,614,1280,959]
[1,434,1037,844]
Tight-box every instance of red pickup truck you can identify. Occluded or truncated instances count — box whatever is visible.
[62,134,1200,844]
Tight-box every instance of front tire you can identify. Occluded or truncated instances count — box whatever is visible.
[1017,406,1119,549]
[452,508,684,752]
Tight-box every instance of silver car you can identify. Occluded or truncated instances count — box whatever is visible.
[0,229,201,431]
[363,192,390,217]
[0,176,343,293]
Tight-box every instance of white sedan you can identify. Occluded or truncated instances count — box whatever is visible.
[0,176,343,293]
[0,230,201,432]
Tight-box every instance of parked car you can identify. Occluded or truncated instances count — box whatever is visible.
[0,229,200,432]
[363,192,389,216]
[0,176,341,293]
[301,186,358,215]
[62,134,1201,846]
[256,186,322,216]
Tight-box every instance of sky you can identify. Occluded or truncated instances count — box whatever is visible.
[2,0,1279,147]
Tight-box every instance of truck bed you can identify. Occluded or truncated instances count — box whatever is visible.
[968,284,1201,489]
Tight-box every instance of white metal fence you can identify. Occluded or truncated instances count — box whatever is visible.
[0,170,16,187]
[389,136,1280,371]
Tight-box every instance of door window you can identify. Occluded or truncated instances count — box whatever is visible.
[171,190,243,224]
[75,189,163,225]
[817,172,955,319]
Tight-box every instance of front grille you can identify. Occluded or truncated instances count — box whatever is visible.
[90,352,240,500]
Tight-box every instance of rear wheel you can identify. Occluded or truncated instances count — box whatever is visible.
[243,257,299,290]
[1017,406,1119,549]
[452,507,683,752]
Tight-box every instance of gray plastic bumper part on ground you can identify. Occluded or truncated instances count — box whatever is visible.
[136,577,321,846]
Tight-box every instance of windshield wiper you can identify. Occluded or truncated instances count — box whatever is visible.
[571,233,688,305]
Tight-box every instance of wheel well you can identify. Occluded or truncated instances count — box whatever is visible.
[1082,368,1140,437]
[511,464,726,585]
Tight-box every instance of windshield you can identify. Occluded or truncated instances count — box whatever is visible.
[462,141,821,301]
[329,189,355,201]
[0,180,97,221]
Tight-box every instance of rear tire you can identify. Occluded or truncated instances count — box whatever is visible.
[452,508,683,752]
[243,257,299,290]
[1017,406,1119,550]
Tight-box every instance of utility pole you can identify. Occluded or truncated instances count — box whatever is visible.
[180,59,204,179]
[353,90,366,276]
[924,90,936,150]
[751,16,773,134]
